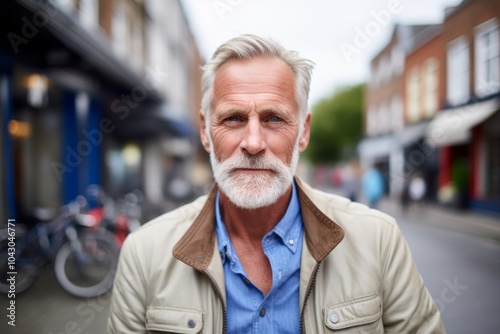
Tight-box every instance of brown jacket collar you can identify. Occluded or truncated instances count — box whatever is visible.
[173,177,345,271]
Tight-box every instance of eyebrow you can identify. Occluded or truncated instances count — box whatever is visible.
[213,107,295,122]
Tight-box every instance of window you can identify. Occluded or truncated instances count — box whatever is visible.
[79,0,99,30]
[390,94,403,131]
[475,18,500,97]
[406,66,420,122]
[370,63,379,88]
[380,56,390,84]
[112,5,128,58]
[447,36,469,106]
[378,102,390,134]
[423,58,439,117]
[366,107,377,136]
[391,47,405,77]
[131,24,143,70]
[54,0,75,13]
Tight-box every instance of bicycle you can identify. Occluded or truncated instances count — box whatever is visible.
[0,198,119,298]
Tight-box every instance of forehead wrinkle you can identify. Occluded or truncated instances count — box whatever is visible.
[211,56,298,113]
[214,82,295,100]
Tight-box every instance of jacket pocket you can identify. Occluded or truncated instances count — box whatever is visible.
[146,306,203,333]
[323,292,382,331]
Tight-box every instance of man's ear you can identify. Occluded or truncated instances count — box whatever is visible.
[298,113,311,152]
[199,110,211,153]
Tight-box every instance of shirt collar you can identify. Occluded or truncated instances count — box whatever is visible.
[215,181,302,264]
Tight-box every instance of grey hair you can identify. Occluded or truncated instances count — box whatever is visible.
[201,34,315,122]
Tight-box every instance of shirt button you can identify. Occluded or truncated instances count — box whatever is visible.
[187,319,196,328]
[330,313,339,324]
[259,309,266,317]
[288,239,294,245]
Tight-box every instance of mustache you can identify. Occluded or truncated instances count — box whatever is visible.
[219,154,285,172]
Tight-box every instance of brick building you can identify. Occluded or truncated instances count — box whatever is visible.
[426,0,500,213]
[402,27,445,200]
[361,23,440,196]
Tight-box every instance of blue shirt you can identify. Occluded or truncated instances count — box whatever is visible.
[215,182,304,334]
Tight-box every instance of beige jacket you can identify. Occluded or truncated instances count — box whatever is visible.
[107,178,445,333]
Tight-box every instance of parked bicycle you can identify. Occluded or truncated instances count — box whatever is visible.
[86,185,142,248]
[0,197,119,298]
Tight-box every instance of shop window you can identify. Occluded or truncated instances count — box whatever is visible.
[27,74,48,108]
[105,143,142,195]
[11,75,62,214]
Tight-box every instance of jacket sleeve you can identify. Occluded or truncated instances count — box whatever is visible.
[107,233,148,333]
[381,222,446,333]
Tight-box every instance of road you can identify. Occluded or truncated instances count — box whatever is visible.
[389,209,500,334]
[1,201,500,333]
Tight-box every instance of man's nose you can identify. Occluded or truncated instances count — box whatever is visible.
[240,119,267,155]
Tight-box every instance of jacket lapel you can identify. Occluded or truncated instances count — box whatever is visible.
[295,177,345,262]
[173,184,218,272]
[173,178,345,267]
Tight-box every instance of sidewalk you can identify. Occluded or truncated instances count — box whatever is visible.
[317,185,500,241]
[378,197,500,241]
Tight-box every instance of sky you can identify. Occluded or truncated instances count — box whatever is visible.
[180,0,462,107]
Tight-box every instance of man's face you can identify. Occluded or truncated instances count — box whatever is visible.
[200,56,310,209]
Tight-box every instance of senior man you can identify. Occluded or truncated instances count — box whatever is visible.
[107,34,444,333]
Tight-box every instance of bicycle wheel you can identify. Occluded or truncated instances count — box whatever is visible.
[0,230,42,294]
[54,231,119,298]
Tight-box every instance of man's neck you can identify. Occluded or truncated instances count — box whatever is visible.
[219,186,293,245]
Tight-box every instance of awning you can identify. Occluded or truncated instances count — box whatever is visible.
[3,0,162,102]
[112,103,195,140]
[358,134,396,161]
[395,121,429,147]
[426,98,500,147]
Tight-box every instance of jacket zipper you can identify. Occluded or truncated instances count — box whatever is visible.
[203,271,227,334]
[299,262,321,334]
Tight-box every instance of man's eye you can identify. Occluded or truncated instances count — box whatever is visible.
[225,116,240,122]
[267,116,283,122]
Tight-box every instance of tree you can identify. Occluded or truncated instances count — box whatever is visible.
[303,84,364,164]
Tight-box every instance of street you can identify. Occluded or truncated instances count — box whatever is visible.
[381,205,500,334]
[1,199,500,333]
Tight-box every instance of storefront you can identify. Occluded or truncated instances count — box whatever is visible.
[426,97,500,214]
[2,63,103,221]
[0,1,194,222]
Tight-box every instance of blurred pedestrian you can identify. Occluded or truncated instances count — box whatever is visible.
[400,177,411,214]
[409,172,426,213]
[107,34,444,334]
[362,166,385,208]
[341,159,360,202]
